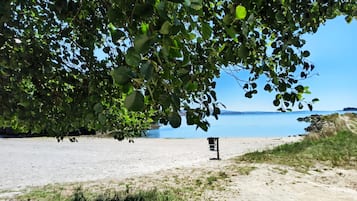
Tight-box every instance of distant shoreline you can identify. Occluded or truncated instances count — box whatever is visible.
[219,110,350,115]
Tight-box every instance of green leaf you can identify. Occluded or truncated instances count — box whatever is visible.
[238,46,249,59]
[159,94,171,109]
[275,12,285,23]
[168,0,184,3]
[186,110,196,125]
[103,46,110,53]
[247,14,255,25]
[298,102,303,109]
[225,27,237,40]
[278,82,287,92]
[125,48,141,67]
[85,113,95,123]
[18,101,30,108]
[160,21,171,35]
[213,106,220,120]
[308,104,313,111]
[111,29,125,44]
[140,62,153,80]
[141,22,149,34]
[245,91,252,98]
[302,50,310,57]
[235,5,247,20]
[111,66,131,85]
[124,91,145,111]
[98,113,106,124]
[201,22,212,40]
[223,14,233,25]
[345,16,353,23]
[185,81,198,91]
[190,0,203,10]
[264,84,272,92]
[210,90,217,101]
[304,86,311,94]
[312,98,319,103]
[295,85,304,93]
[93,103,103,113]
[251,83,257,89]
[168,112,182,128]
[273,99,280,106]
[185,33,196,41]
[134,34,150,53]
[198,121,209,131]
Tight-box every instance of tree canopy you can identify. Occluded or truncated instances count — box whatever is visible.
[0,0,356,137]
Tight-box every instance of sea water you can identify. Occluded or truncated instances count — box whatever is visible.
[147,111,346,138]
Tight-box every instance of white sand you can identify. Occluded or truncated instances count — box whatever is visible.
[0,136,299,192]
[1,136,356,201]
[227,163,357,201]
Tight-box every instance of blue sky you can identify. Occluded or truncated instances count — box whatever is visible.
[216,16,357,112]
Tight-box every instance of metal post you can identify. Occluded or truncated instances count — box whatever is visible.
[216,138,220,160]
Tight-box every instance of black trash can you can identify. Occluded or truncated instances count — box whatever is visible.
[207,137,220,160]
[207,137,218,151]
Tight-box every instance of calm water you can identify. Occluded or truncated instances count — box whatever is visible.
[147,111,347,138]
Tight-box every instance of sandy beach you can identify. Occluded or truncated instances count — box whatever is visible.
[0,137,298,191]
[1,136,356,200]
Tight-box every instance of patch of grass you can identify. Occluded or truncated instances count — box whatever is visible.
[206,176,218,185]
[345,113,357,119]
[195,179,202,187]
[218,171,228,179]
[235,166,256,175]
[17,185,65,201]
[18,168,234,201]
[204,171,230,187]
[17,186,181,201]
[236,131,357,171]
[272,167,288,175]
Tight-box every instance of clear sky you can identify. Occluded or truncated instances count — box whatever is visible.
[216,16,357,112]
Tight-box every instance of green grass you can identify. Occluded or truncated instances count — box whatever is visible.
[236,131,357,172]
[206,176,218,185]
[17,168,235,201]
[17,187,181,201]
[17,185,65,201]
[235,166,257,175]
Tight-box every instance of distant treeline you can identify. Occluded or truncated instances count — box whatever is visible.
[343,107,357,111]
[0,127,95,138]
